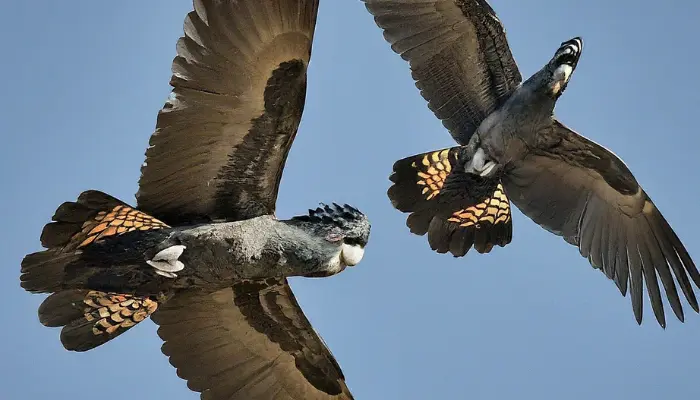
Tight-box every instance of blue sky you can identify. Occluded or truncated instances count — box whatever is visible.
[2,1,699,399]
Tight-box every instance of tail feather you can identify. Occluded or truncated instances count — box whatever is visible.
[39,290,160,351]
[20,190,169,293]
[21,251,81,293]
[388,148,514,257]
[40,220,84,249]
[21,190,171,351]
[406,209,435,236]
[388,147,459,213]
[40,191,126,251]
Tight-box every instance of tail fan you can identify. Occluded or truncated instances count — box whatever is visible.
[39,290,160,351]
[388,147,513,256]
[21,190,171,350]
[20,190,169,293]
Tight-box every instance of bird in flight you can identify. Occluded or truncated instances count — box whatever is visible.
[20,1,367,398]
[363,0,697,328]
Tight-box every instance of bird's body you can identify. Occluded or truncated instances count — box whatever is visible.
[166,216,358,284]
[470,73,553,169]
[27,211,361,297]
[364,0,697,327]
[20,1,366,398]
[460,38,583,176]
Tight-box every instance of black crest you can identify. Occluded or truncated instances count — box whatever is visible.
[292,203,371,246]
[293,203,362,225]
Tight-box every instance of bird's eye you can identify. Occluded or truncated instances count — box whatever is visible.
[325,232,343,243]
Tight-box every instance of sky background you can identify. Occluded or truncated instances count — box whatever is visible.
[2,1,699,399]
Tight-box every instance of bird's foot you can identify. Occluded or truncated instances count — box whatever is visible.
[465,148,499,177]
[147,245,186,279]
[478,161,498,177]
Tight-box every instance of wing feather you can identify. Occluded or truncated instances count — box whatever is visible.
[363,0,522,144]
[137,0,319,224]
[503,119,698,327]
[152,278,353,400]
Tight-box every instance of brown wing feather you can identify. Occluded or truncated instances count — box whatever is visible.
[363,0,522,144]
[503,119,699,327]
[137,0,319,224]
[151,279,353,400]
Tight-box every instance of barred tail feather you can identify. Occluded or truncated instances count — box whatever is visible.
[39,290,160,351]
[41,190,127,250]
[388,147,514,257]
[388,147,460,213]
[21,190,171,350]
[20,190,168,293]
[426,193,514,256]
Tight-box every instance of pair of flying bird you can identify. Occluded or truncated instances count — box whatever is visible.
[19,0,698,399]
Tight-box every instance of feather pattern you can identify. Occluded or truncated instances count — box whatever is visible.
[503,119,699,327]
[363,0,522,144]
[152,279,353,400]
[137,0,320,224]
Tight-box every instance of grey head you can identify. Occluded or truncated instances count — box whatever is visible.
[545,37,584,98]
[288,203,371,269]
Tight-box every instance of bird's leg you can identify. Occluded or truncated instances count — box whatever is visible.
[465,147,498,177]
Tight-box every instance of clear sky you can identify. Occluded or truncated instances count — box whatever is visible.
[2,1,699,399]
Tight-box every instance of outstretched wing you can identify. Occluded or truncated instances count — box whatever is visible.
[503,119,699,327]
[137,0,319,224]
[151,278,353,400]
[363,0,522,144]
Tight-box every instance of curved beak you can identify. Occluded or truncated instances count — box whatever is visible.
[340,244,365,267]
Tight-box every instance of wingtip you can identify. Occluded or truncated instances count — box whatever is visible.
[638,313,668,330]
[669,302,685,324]
[633,307,643,326]
[690,300,700,314]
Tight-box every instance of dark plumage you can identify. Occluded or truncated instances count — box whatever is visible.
[364,0,697,327]
[20,1,369,399]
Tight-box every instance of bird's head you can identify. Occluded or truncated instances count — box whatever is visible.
[546,37,583,98]
[290,203,371,269]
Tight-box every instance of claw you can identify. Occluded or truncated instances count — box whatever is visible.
[148,245,186,278]
[479,161,497,176]
[154,269,178,278]
[465,148,498,177]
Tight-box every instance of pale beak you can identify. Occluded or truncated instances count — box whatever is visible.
[340,243,365,266]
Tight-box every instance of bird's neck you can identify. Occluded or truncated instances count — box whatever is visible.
[484,68,559,149]
[508,68,558,118]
